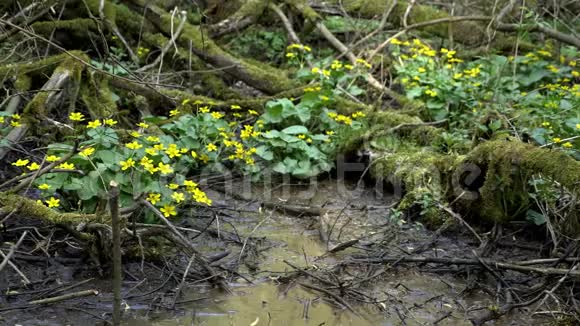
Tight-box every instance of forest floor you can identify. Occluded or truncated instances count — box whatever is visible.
[1,177,551,325]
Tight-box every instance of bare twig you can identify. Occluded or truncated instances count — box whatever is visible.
[0,231,28,273]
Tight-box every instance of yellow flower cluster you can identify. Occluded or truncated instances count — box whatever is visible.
[327,112,352,125]
[9,113,22,127]
[304,86,322,93]
[240,125,260,139]
[287,43,311,52]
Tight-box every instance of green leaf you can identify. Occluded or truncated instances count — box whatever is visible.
[263,99,293,123]
[526,209,546,226]
[281,125,308,135]
[256,145,274,161]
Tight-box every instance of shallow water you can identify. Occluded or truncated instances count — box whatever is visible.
[122,179,537,326]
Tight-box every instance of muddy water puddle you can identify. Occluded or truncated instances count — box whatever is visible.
[124,179,535,326]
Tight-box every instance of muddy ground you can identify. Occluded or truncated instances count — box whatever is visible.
[0,178,561,325]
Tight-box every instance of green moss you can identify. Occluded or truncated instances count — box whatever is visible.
[0,192,106,224]
[81,74,117,118]
[370,147,463,225]
[14,75,31,92]
[84,0,117,22]
[0,51,80,80]
[31,19,97,36]
[23,55,86,119]
[135,1,297,94]
[141,33,241,100]
[467,139,580,223]
[286,0,320,21]
[235,0,268,18]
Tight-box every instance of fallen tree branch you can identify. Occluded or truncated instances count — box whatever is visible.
[28,289,99,305]
[349,256,580,278]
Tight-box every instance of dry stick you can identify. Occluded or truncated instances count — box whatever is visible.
[493,0,580,47]
[140,199,231,293]
[171,254,195,309]
[0,231,28,273]
[0,249,30,284]
[109,181,122,326]
[437,203,483,244]
[350,256,580,278]
[298,282,360,316]
[136,11,187,73]
[344,0,398,58]
[237,210,273,266]
[28,289,99,305]
[402,0,416,28]
[269,3,301,44]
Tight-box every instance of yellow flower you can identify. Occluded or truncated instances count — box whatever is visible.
[167,183,179,190]
[184,180,198,189]
[352,111,366,118]
[0,116,4,124]
[542,122,551,127]
[303,45,311,52]
[552,137,562,143]
[153,144,165,151]
[322,69,331,77]
[160,204,177,217]
[182,98,190,105]
[11,120,21,127]
[319,95,330,101]
[199,106,210,113]
[311,67,320,74]
[326,130,334,136]
[355,58,371,68]
[562,142,573,148]
[417,67,426,73]
[344,64,354,70]
[211,111,224,119]
[46,155,60,162]
[120,158,136,170]
[12,114,20,120]
[191,150,198,159]
[206,143,217,152]
[130,131,141,138]
[146,136,160,143]
[171,192,185,203]
[570,61,577,67]
[69,112,85,121]
[572,71,580,77]
[57,162,75,170]
[46,197,60,208]
[424,89,437,97]
[157,162,173,175]
[140,156,153,167]
[200,154,209,164]
[38,183,51,190]
[145,148,158,156]
[233,113,242,118]
[143,163,157,174]
[306,138,312,143]
[298,134,306,139]
[169,109,180,117]
[12,159,29,167]
[80,147,95,158]
[576,124,580,129]
[27,162,40,171]
[454,73,463,79]
[248,110,258,115]
[231,105,241,110]
[126,141,143,150]
[147,193,161,205]
[137,122,149,129]
[547,65,559,73]
[286,52,296,58]
[165,144,182,158]
[191,188,212,206]
[104,119,118,126]
[87,120,102,129]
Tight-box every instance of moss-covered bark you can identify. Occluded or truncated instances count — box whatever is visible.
[129,0,298,95]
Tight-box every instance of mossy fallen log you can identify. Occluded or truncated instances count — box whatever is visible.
[129,0,299,95]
